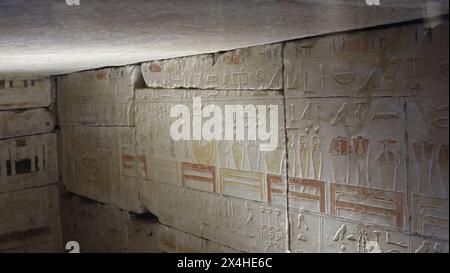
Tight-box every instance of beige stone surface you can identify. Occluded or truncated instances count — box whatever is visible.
[0,108,55,139]
[141,44,283,90]
[0,78,51,110]
[60,126,143,213]
[0,185,61,252]
[140,180,288,253]
[157,224,240,253]
[0,133,58,193]
[135,88,287,207]
[285,97,407,229]
[284,23,448,98]
[57,66,143,126]
[406,96,449,240]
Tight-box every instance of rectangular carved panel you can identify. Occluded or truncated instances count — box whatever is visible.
[330,184,405,230]
[0,133,58,193]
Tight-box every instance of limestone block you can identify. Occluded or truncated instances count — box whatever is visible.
[0,185,61,252]
[139,180,288,253]
[135,88,287,207]
[284,23,448,97]
[0,78,51,110]
[286,96,407,229]
[157,224,240,253]
[60,193,129,253]
[0,108,55,139]
[410,235,449,253]
[321,216,410,253]
[60,126,143,213]
[57,65,143,126]
[289,209,321,253]
[406,96,449,240]
[157,224,207,253]
[0,133,58,193]
[141,44,283,90]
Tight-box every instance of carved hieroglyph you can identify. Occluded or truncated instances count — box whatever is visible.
[0,133,58,193]
[322,216,410,253]
[141,180,288,252]
[141,44,283,90]
[0,185,61,252]
[406,97,449,240]
[135,88,287,205]
[284,23,448,98]
[286,97,406,191]
[0,78,51,110]
[57,66,143,126]
[60,126,143,213]
[0,108,55,139]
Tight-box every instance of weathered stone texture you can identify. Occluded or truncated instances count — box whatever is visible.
[60,126,143,213]
[140,179,288,252]
[60,193,160,253]
[0,133,58,193]
[57,65,143,126]
[141,44,283,90]
[0,185,62,252]
[0,78,51,110]
[157,224,240,253]
[284,23,448,98]
[0,108,55,139]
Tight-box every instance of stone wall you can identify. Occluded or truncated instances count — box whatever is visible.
[54,19,449,253]
[0,78,62,252]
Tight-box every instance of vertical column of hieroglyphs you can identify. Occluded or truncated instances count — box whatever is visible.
[138,44,290,252]
[57,66,145,213]
[284,20,449,253]
[0,78,61,252]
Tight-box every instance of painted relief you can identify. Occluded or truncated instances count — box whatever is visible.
[330,184,405,230]
[286,97,406,192]
[135,88,287,207]
[407,97,449,240]
[0,133,58,193]
[57,66,143,126]
[141,44,283,90]
[0,78,51,110]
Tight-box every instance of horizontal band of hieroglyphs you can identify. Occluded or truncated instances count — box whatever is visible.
[57,66,143,126]
[284,23,448,98]
[141,44,283,90]
[0,79,51,110]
